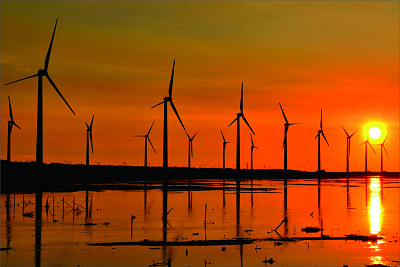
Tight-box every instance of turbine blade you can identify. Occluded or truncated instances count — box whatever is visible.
[368,141,375,153]
[4,74,38,86]
[46,74,75,115]
[240,82,243,113]
[255,146,259,149]
[44,18,58,71]
[322,131,329,146]
[383,133,389,144]
[151,100,164,109]
[242,115,255,135]
[289,123,301,125]
[13,122,21,130]
[168,59,175,97]
[278,103,288,124]
[148,136,156,154]
[169,100,185,130]
[185,131,190,139]
[8,96,13,121]
[342,126,349,137]
[220,130,226,142]
[85,122,90,129]
[192,132,198,140]
[228,117,237,127]
[383,145,389,158]
[90,131,93,153]
[147,119,156,135]
[315,133,319,140]
[350,130,358,138]
[250,133,254,146]
[90,115,94,128]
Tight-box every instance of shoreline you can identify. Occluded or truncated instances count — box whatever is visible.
[1,160,398,193]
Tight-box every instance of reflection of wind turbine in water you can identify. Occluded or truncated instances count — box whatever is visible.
[7,96,21,162]
[151,60,185,168]
[283,178,288,237]
[360,138,376,172]
[342,127,357,173]
[228,82,255,170]
[250,133,258,170]
[279,103,300,170]
[318,178,324,237]
[185,131,197,168]
[133,120,156,167]
[220,130,230,169]
[4,19,76,164]
[85,115,94,166]
[235,177,243,267]
[35,192,43,267]
[315,110,329,172]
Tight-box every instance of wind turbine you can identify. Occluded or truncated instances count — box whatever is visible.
[279,103,300,170]
[377,134,389,172]
[360,138,375,172]
[185,131,197,168]
[250,133,258,170]
[7,96,21,162]
[4,19,75,164]
[151,60,185,168]
[315,109,329,172]
[220,130,230,169]
[228,82,255,170]
[133,120,156,167]
[85,115,94,166]
[342,127,357,173]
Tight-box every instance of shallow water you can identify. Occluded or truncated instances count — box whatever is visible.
[1,177,399,266]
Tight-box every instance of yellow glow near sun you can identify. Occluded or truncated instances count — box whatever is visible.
[363,121,387,144]
[369,127,381,139]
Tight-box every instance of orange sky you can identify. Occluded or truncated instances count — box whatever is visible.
[1,1,399,171]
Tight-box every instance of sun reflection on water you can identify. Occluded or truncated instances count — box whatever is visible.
[368,177,382,235]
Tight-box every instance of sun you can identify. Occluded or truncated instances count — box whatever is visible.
[369,127,381,140]
[363,121,387,143]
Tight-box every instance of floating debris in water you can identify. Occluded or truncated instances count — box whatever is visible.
[301,227,322,233]
[192,233,199,236]
[22,211,34,218]
[274,241,283,247]
[221,247,226,252]
[262,257,275,264]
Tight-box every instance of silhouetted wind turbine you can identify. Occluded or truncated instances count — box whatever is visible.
[279,103,300,170]
[377,134,389,172]
[134,120,156,167]
[7,96,21,162]
[85,115,94,166]
[250,133,258,170]
[342,127,357,173]
[4,19,75,164]
[220,130,230,169]
[228,82,255,170]
[315,109,329,172]
[185,131,197,168]
[151,60,185,168]
[360,138,375,172]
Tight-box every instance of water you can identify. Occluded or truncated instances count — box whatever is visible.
[1,177,399,266]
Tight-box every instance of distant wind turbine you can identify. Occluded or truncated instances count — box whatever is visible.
[315,109,329,172]
[133,120,156,167]
[220,130,230,169]
[360,138,375,172]
[85,115,94,166]
[7,96,21,162]
[279,103,300,170]
[4,19,75,164]
[228,82,255,170]
[377,134,389,172]
[151,60,185,168]
[185,131,197,168]
[342,127,357,173]
[250,133,258,170]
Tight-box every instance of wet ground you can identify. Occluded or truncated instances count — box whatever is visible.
[1,176,399,266]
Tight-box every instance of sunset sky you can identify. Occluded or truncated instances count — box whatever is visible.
[1,1,399,171]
